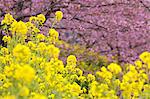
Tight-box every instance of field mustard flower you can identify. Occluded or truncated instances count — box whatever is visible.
[2,36,11,43]
[37,14,46,23]
[13,44,31,61]
[107,63,122,74]
[1,13,15,25]
[67,55,77,66]
[1,12,150,99]
[140,52,150,64]
[29,16,37,23]
[14,65,35,83]
[55,11,63,21]
[49,28,59,43]
[11,21,28,35]
[19,86,30,96]
[3,95,16,99]
[37,34,45,41]
[1,47,9,55]
[87,74,95,82]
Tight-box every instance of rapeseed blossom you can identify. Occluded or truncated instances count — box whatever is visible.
[96,67,112,80]
[1,13,15,25]
[49,28,59,43]
[10,21,28,35]
[13,44,31,62]
[2,95,16,99]
[107,63,122,74]
[19,86,30,96]
[25,22,40,35]
[14,64,35,83]
[27,41,36,50]
[139,51,150,64]
[0,13,150,99]
[36,34,45,41]
[2,36,11,43]
[87,74,95,82]
[67,55,77,66]
[29,16,37,23]
[37,14,46,24]
[29,14,46,26]
[55,11,63,22]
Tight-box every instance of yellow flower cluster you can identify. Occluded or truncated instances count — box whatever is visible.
[29,14,46,25]
[10,21,28,35]
[55,11,63,22]
[14,64,35,83]
[107,63,122,74]
[0,12,150,99]
[139,51,150,67]
[25,22,40,35]
[49,29,59,44]
[1,13,15,25]
[13,44,31,62]
[2,36,11,43]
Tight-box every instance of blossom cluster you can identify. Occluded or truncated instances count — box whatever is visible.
[0,0,149,63]
[0,12,150,99]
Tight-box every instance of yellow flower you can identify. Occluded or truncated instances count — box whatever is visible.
[69,82,82,96]
[4,65,14,77]
[27,41,36,50]
[82,87,87,93]
[101,66,107,72]
[127,64,136,72]
[55,11,63,21]
[0,73,6,81]
[89,81,101,97]
[1,13,16,25]
[78,76,86,83]
[2,36,11,43]
[37,14,46,23]
[114,79,121,86]
[25,22,40,34]
[37,42,47,54]
[3,95,16,99]
[75,68,83,76]
[123,70,138,82]
[39,83,45,90]
[49,28,59,43]
[107,63,122,74]
[9,21,17,34]
[106,90,116,97]
[0,56,6,64]
[70,74,78,81]
[134,60,142,69]
[144,84,150,91]
[3,81,12,88]
[10,21,28,35]
[1,47,9,55]
[47,45,60,58]
[139,51,150,64]
[25,21,34,28]
[13,44,31,61]
[139,73,148,81]
[96,67,112,80]
[36,34,45,41]
[49,29,59,37]
[14,65,35,83]
[87,74,95,82]
[19,86,30,96]
[67,55,77,66]
[29,16,37,23]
